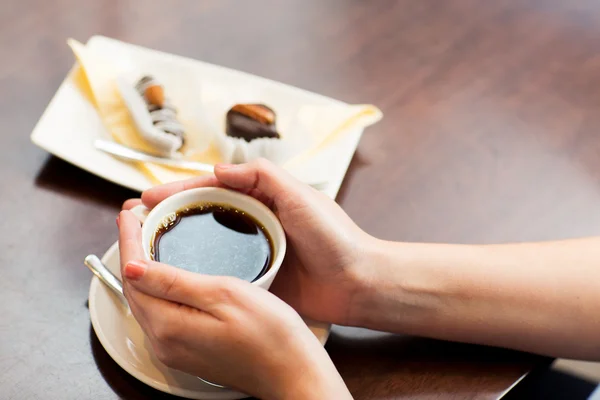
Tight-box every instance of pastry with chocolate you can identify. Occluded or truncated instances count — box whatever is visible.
[226,104,280,142]
[118,74,185,156]
[135,76,185,145]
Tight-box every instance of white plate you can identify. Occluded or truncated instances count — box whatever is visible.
[30,36,364,199]
[89,241,331,399]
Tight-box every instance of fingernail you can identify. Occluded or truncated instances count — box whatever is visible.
[125,260,147,281]
[216,163,238,170]
[116,216,120,227]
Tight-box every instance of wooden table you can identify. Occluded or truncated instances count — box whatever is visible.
[5,0,599,398]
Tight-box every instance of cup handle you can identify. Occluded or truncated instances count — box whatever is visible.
[129,205,150,224]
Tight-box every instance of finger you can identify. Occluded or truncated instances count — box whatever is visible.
[117,211,219,340]
[122,198,142,210]
[118,210,145,282]
[247,188,274,209]
[126,284,217,345]
[125,289,156,338]
[141,175,222,209]
[214,159,306,201]
[118,210,149,311]
[122,258,245,316]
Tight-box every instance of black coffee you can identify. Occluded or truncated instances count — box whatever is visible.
[151,203,273,282]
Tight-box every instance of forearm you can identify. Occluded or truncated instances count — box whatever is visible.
[351,237,600,360]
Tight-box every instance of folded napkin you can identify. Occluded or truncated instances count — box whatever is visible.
[68,39,382,185]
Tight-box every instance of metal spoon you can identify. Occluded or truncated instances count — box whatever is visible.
[84,254,226,389]
[94,139,329,190]
[94,139,214,173]
[84,254,128,308]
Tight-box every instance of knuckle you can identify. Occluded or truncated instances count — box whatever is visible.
[153,319,177,344]
[121,235,138,249]
[150,314,184,368]
[213,277,242,303]
[118,210,128,221]
[253,157,272,171]
[157,267,181,298]
[121,198,138,210]
[153,343,176,367]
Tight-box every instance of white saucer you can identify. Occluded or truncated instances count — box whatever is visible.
[89,241,332,399]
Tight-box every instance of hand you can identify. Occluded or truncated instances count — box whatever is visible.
[129,159,373,326]
[118,210,351,399]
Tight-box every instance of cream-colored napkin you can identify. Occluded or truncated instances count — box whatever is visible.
[68,39,382,185]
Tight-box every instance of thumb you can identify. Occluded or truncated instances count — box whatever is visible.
[214,159,306,200]
[123,259,226,311]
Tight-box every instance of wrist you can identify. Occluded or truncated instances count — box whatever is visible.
[274,337,351,400]
[280,367,351,400]
[345,235,389,327]
[347,239,488,335]
[347,238,451,330]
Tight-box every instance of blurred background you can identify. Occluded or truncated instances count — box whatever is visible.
[4,1,600,399]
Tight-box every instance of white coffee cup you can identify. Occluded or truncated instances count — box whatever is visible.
[130,187,286,290]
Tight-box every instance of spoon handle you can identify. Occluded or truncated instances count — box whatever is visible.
[84,254,128,307]
[94,139,214,173]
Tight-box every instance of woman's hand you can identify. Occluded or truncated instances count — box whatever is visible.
[127,159,373,326]
[118,210,351,399]
[123,160,600,362]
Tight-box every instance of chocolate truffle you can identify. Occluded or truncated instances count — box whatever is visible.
[226,104,280,142]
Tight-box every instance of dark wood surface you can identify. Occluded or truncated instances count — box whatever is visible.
[4,0,599,398]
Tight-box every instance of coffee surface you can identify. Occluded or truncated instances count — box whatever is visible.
[151,203,272,282]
